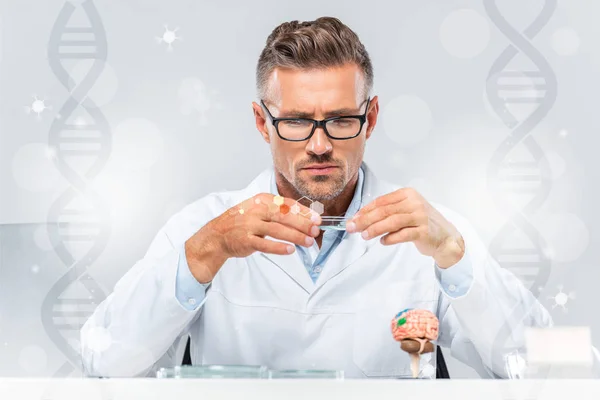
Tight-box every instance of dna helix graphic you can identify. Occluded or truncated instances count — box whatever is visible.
[41,0,111,377]
[485,0,557,296]
[484,0,557,384]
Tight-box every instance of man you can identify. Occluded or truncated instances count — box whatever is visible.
[81,17,551,378]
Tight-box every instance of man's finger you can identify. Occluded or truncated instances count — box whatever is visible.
[353,189,410,219]
[348,201,414,233]
[360,214,419,240]
[254,193,321,224]
[278,213,321,238]
[380,226,422,246]
[251,194,320,238]
[249,235,295,255]
[256,221,315,247]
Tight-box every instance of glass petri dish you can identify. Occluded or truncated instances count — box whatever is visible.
[268,369,344,379]
[157,365,268,379]
[318,216,348,231]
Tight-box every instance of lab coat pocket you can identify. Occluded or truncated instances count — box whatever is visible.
[352,280,437,378]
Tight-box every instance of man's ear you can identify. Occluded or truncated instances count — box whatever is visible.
[252,101,271,144]
[365,95,379,140]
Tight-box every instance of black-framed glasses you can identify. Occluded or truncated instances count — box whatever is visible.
[260,97,371,141]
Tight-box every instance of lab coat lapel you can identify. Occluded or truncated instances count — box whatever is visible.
[313,230,378,289]
[260,251,314,294]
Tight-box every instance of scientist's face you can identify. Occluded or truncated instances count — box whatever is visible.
[253,63,379,201]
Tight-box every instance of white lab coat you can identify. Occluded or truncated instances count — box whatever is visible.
[81,162,552,378]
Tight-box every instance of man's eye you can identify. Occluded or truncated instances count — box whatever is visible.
[331,118,353,127]
[282,120,310,127]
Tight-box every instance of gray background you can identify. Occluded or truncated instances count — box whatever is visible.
[0,0,597,378]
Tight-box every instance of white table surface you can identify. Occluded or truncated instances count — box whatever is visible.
[0,379,599,400]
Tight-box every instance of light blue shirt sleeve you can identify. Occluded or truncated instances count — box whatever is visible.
[175,244,210,311]
[434,243,473,298]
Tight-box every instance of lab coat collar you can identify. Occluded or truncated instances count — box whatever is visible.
[251,161,395,294]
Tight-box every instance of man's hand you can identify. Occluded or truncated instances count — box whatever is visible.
[346,187,465,269]
[185,193,321,283]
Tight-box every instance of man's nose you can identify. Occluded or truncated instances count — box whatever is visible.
[306,125,333,155]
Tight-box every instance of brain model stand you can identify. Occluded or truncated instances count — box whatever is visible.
[391,308,439,378]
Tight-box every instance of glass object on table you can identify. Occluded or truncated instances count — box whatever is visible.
[409,348,437,379]
[503,349,594,379]
[156,367,177,379]
[503,350,529,379]
[503,348,581,380]
[268,369,344,379]
[520,327,596,378]
[156,365,268,379]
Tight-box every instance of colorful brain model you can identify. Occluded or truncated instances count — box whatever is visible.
[391,308,439,342]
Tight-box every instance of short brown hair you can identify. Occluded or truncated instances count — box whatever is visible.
[256,17,374,102]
